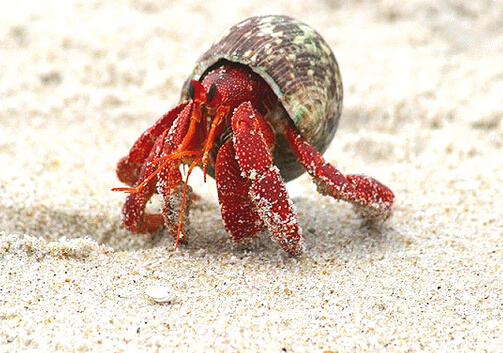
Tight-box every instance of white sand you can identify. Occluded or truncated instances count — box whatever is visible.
[1,0,502,351]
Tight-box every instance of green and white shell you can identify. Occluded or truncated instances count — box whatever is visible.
[182,15,343,181]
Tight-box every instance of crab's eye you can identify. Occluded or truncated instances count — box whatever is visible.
[188,81,195,100]
[207,84,217,103]
[188,80,206,102]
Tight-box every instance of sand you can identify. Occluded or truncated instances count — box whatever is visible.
[1,0,502,351]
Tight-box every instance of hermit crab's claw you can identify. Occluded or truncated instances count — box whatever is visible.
[284,124,394,221]
[112,86,206,241]
[216,101,303,255]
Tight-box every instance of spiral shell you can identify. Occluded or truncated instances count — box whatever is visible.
[182,15,343,181]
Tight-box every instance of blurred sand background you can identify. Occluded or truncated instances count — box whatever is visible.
[1,0,502,351]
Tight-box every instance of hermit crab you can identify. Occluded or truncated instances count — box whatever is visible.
[113,15,394,255]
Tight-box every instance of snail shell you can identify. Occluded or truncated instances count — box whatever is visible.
[182,15,343,181]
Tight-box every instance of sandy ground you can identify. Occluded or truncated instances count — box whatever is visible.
[1,0,503,351]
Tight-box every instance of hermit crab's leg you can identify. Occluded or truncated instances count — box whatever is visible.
[215,139,266,242]
[284,124,394,221]
[117,101,199,236]
[231,102,303,255]
[120,129,171,233]
[117,102,190,186]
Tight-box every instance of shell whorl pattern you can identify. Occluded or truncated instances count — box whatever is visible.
[183,15,343,156]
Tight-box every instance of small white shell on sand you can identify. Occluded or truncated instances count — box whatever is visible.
[145,285,176,303]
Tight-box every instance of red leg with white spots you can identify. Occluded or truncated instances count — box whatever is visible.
[120,126,190,236]
[284,124,394,221]
[215,140,266,242]
[120,129,169,233]
[228,102,303,255]
[116,100,201,239]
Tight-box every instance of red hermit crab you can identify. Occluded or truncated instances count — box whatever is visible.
[113,15,394,255]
